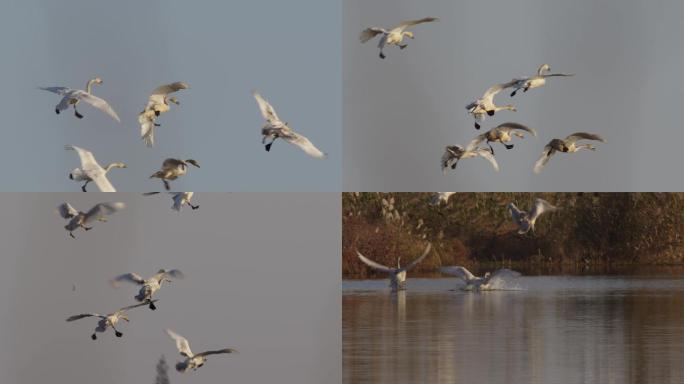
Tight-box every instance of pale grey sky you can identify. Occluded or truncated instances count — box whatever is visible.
[343,0,684,191]
[0,0,341,192]
[0,193,340,384]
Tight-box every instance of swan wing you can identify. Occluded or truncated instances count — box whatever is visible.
[359,27,386,43]
[39,86,71,95]
[507,203,525,226]
[497,122,537,137]
[439,266,476,281]
[401,243,432,272]
[138,112,156,147]
[284,131,327,159]
[196,348,238,357]
[356,250,393,273]
[475,148,499,172]
[66,313,102,321]
[253,92,284,127]
[83,202,125,224]
[111,272,146,287]
[483,80,517,100]
[529,198,558,221]
[58,202,79,219]
[534,146,555,174]
[166,329,194,357]
[120,300,156,312]
[148,81,189,106]
[394,17,439,31]
[64,145,100,170]
[71,90,120,122]
[564,132,606,144]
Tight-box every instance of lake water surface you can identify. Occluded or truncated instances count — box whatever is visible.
[343,275,684,384]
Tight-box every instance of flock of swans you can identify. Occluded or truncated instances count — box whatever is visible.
[39,78,327,193]
[66,267,237,373]
[359,19,606,175]
[357,195,560,291]
[452,64,606,174]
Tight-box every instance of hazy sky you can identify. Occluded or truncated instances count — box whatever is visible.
[343,0,684,191]
[0,0,341,192]
[0,193,340,384]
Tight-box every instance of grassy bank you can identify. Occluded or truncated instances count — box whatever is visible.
[343,193,684,278]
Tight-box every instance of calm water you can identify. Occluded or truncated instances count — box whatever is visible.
[343,276,684,384]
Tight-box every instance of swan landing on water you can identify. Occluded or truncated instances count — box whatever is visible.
[439,266,521,290]
[356,243,432,291]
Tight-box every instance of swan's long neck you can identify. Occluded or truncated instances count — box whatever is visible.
[85,78,98,93]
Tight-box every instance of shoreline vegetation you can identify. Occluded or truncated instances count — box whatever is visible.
[343,193,684,279]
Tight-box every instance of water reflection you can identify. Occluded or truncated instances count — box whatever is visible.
[343,276,684,384]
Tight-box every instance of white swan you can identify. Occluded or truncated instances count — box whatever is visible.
[466,80,518,129]
[356,243,432,290]
[64,145,126,192]
[139,82,189,147]
[430,192,456,205]
[441,144,499,173]
[144,192,199,211]
[510,64,574,97]
[66,301,154,340]
[166,329,238,373]
[253,92,327,159]
[468,122,537,155]
[150,159,200,191]
[39,77,120,122]
[439,266,521,290]
[508,198,558,234]
[111,269,184,310]
[360,17,439,59]
[57,202,126,238]
[534,132,606,173]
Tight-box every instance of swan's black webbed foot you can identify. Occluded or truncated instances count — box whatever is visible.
[163,180,170,191]
[399,44,407,50]
[505,144,514,149]
[154,110,160,117]
[149,301,157,310]
[115,331,123,338]
[190,204,199,210]
[265,143,273,152]
[474,122,481,130]
[510,90,517,97]
[75,110,84,119]
[154,123,161,127]
[69,232,76,239]
[486,110,495,116]
[379,52,386,59]
[55,109,60,115]
[81,184,87,192]
[84,226,93,231]
[91,334,97,340]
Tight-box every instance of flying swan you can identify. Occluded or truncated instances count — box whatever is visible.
[57,202,126,238]
[150,158,200,191]
[468,122,537,155]
[66,301,154,340]
[441,144,500,173]
[510,64,574,97]
[166,329,238,373]
[39,77,120,122]
[508,198,558,234]
[534,132,606,173]
[64,145,126,192]
[360,17,439,59]
[439,266,521,290]
[253,92,327,159]
[356,243,432,291]
[139,82,189,147]
[466,80,518,129]
[111,269,184,310]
